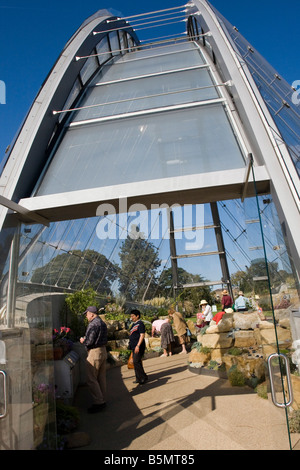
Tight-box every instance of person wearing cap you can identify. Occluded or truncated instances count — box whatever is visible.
[80,306,108,413]
[221,289,233,311]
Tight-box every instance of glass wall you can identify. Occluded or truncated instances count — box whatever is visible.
[35,40,246,196]
[0,224,57,450]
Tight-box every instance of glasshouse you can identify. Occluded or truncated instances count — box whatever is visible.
[0,0,299,450]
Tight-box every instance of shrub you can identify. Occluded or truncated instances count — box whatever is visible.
[228,347,243,356]
[228,365,245,386]
[256,383,268,399]
[191,342,211,354]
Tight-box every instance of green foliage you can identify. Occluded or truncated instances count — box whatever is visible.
[104,302,126,321]
[65,287,99,314]
[31,249,118,292]
[191,341,202,352]
[157,267,212,309]
[256,383,268,399]
[228,347,243,356]
[191,342,211,354]
[207,360,219,370]
[230,258,292,296]
[199,325,209,336]
[118,349,131,362]
[228,365,245,386]
[64,288,99,337]
[118,231,161,301]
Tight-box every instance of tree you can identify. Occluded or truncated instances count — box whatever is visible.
[64,287,100,337]
[31,249,118,293]
[118,229,161,301]
[231,258,290,295]
[157,267,213,308]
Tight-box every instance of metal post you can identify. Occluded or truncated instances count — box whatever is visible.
[6,224,21,328]
[167,208,179,299]
[210,202,233,299]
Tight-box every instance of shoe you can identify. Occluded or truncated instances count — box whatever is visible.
[179,351,187,354]
[88,403,106,413]
[138,376,148,385]
[160,354,168,357]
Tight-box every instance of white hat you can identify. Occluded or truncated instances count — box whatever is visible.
[200,299,208,305]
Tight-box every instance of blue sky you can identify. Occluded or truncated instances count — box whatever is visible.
[0,0,299,162]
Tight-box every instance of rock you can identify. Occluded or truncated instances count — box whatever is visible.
[259,326,292,346]
[278,317,291,329]
[210,348,230,362]
[258,321,274,329]
[288,375,300,410]
[65,431,91,449]
[274,308,290,321]
[199,332,233,349]
[114,330,129,340]
[186,319,197,335]
[115,339,129,349]
[188,349,211,366]
[206,316,233,334]
[108,351,123,366]
[234,330,258,348]
[233,312,261,330]
[223,353,265,380]
[147,337,161,349]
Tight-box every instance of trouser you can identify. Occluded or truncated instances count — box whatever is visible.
[133,349,147,383]
[86,346,107,405]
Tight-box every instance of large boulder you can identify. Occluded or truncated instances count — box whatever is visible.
[233,312,261,330]
[199,332,233,349]
[206,316,233,334]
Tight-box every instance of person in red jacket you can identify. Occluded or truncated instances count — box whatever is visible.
[221,289,233,311]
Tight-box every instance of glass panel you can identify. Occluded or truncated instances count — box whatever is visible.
[99,43,205,82]
[36,103,245,196]
[95,36,112,65]
[0,224,57,450]
[73,68,219,121]
[109,31,120,56]
[80,55,99,86]
[59,78,82,121]
[213,6,300,178]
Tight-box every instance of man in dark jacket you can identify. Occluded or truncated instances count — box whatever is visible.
[80,306,107,413]
[129,309,148,385]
